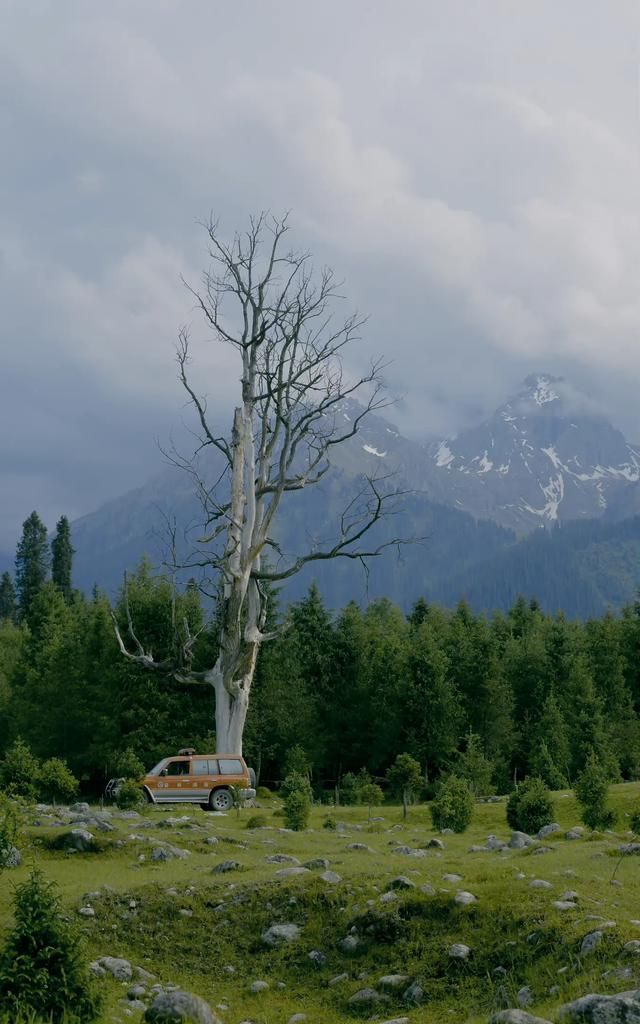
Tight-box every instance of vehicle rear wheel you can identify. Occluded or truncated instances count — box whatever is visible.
[209,787,233,812]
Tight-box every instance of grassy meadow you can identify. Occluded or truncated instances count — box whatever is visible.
[3,784,640,1023]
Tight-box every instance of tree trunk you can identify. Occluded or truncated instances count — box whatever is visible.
[402,790,408,819]
[212,673,250,753]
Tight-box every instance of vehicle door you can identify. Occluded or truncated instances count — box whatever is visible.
[156,758,191,801]
[216,756,247,791]
[189,758,215,802]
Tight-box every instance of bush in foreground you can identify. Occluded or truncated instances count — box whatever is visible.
[116,778,144,810]
[506,777,554,834]
[0,870,100,1022]
[39,758,79,805]
[431,775,474,833]
[575,750,616,831]
[283,773,311,831]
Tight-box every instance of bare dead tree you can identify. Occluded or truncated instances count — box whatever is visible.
[114,213,408,753]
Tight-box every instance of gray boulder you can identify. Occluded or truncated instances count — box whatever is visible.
[491,1012,552,1023]
[559,989,640,1021]
[510,832,535,849]
[403,982,425,1004]
[449,943,471,960]
[348,988,389,1006]
[151,845,189,862]
[386,876,415,891]
[145,989,219,1023]
[580,931,603,955]
[379,974,411,990]
[212,860,242,874]
[274,866,309,878]
[320,870,342,884]
[261,923,300,947]
[338,934,360,953]
[0,845,21,868]
[265,854,300,864]
[537,823,560,839]
[98,957,133,981]
[304,858,331,870]
[70,802,91,815]
[65,829,95,852]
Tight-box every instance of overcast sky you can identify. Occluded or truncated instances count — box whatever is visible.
[1,0,640,550]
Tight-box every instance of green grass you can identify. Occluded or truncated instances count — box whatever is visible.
[2,785,640,1023]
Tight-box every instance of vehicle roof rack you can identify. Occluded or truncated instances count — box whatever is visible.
[177,747,196,756]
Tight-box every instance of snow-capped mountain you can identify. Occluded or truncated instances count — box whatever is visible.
[425,374,640,534]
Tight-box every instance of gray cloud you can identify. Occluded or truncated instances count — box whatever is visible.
[1,0,639,548]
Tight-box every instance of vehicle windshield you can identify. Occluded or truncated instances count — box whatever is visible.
[148,759,169,776]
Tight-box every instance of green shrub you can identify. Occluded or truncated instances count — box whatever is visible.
[0,739,40,801]
[431,775,474,833]
[456,733,495,797]
[284,745,311,778]
[386,753,423,819]
[339,772,358,805]
[356,781,384,815]
[322,816,337,830]
[113,748,145,780]
[506,777,554,834]
[38,758,79,804]
[630,807,640,835]
[282,773,311,831]
[280,771,313,802]
[115,779,144,810]
[0,797,20,869]
[0,869,100,1022]
[245,814,268,829]
[575,750,616,831]
[256,785,273,800]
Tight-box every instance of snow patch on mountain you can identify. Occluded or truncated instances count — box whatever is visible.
[362,444,386,458]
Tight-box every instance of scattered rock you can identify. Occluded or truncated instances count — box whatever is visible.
[320,870,342,884]
[559,990,640,1021]
[265,854,300,864]
[529,880,553,890]
[565,830,582,841]
[212,860,242,874]
[249,980,269,994]
[403,982,425,1004]
[308,950,327,966]
[537,823,560,839]
[145,989,218,1022]
[346,843,374,852]
[78,906,95,917]
[580,931,603,955]
[338,935,360,954]
[348,988,389,1006]
[517,986,534,1007]
[97,957,133,982]
[65,829,95,852]
[618,844,640,855]
[553,901,577,912]
[304,858,330,870]
[386,876,415,891]
[0,845,21,868]
[151,845,189,862]
[510,832,535,849]
[449,943,471,960]
[443,873,463,883]
[455,890,477,906]
[274,866,310,878]
[491,1012,552,1023]
[379,974,411,990]
[287,1015,307,1024]
[70,802,91,815]
[426,838,445,849]
[261,923,300,947]
[329,973,349,986]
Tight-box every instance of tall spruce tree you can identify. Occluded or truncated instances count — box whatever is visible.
[0,573,17,623]
[15,511,49,622]
[51,516,74,602]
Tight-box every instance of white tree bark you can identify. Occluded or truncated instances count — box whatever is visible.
[114,214,409,754]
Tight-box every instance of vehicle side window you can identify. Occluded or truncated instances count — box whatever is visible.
[166,760,189,776]
[192,759,209,776]
[208,759,219,774]
[218,758,243,775]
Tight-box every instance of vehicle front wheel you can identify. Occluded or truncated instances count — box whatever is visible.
[209,788,233,812]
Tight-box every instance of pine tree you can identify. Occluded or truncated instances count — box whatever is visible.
[0,573,16,622]
[15,511,49,622]
[51,515,74,602]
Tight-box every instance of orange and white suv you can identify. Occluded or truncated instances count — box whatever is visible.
[140,750,256,811]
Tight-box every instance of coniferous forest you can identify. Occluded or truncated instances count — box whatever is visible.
[2,510,640,795]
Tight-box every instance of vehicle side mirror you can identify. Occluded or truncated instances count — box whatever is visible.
[160,768,168,777]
